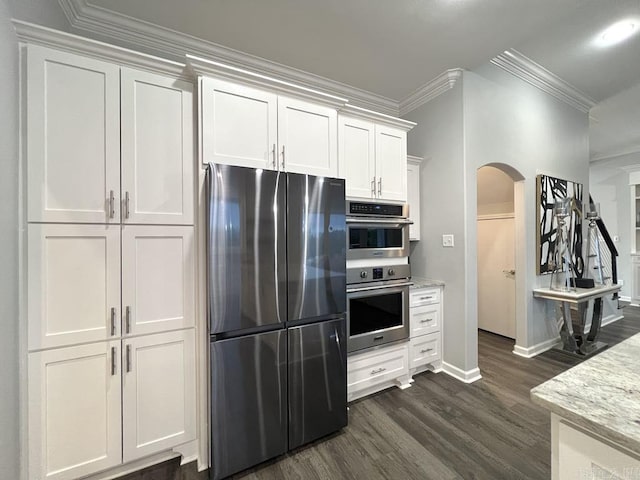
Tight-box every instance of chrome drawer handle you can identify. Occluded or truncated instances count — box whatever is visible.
[370,367,387,375]
[419,296,434,301]
[420,348,434,354]
[420,318,433,323]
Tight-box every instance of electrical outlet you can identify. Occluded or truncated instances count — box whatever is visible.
[619,279,624,286]
[613,235,620,242]
[442,234,454,247]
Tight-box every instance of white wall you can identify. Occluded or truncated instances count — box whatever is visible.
[406,62,590,373]
[0,0,20,478]
[590,152,640,299]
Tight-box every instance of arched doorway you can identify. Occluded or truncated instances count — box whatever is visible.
[476,163,526,350]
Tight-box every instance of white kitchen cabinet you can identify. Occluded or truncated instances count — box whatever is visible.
[27,45,194,226]
[121,225,195,336]
[28,341,122,480]
[408,286,443,375]
[338,107,414,202]
[277,95,337,176]
[121,68,194,225]
[200,77,338,176]
[200,77,278,170]
[122,329,196,462]
[407,156,422,241]
[27,44,121,224]
[347,343,411,402]
[28,224,121,350]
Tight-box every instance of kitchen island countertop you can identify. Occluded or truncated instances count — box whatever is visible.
[531,332,640,455]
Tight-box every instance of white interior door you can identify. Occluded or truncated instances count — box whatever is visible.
[121,68,194,225]
[277,96,338,177]
[374,125,407,202]
[28,224,121,350]
[121,225,195,336]
[338,115,375,197]
[201,77,278,169]
[477,216,516,338]
[27,44,120,223]
[29,341,122,480]
[122,330,196,462]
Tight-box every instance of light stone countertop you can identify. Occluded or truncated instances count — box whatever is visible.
[531,332,640,453]
[410,277,445,289]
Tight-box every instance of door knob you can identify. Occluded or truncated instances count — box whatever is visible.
[503,269,516,275]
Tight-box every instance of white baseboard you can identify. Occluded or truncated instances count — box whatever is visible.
[512,336,561,358]
[601,314,624,327]
[442,362,482,383]
[619,295,631,302]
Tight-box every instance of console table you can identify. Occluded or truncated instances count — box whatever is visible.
[533,284,621,357]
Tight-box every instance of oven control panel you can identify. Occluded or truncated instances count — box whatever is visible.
[347,264,411,285]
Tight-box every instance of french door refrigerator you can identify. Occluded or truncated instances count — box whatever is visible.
[207,163,347,480]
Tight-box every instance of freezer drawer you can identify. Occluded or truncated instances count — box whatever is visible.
[210,330,287,480]
[288,318,347,450]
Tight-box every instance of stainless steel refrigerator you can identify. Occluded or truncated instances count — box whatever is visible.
[207,163,347,480]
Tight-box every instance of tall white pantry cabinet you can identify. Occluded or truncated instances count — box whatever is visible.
[24,43,197,480]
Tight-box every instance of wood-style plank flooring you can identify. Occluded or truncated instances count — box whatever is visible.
[125,305,640,480]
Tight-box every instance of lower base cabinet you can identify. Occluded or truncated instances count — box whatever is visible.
[29,329,196,480]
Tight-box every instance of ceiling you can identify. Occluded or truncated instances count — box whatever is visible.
[9,0,640,161]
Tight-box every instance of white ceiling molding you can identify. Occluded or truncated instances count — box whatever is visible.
[187,55,348,108]
[398,69,463,117]
[590,146,640,164]
[491,49,596,114]
[339,104,416,131]
[13,20,189,79]
[57,0,399,116]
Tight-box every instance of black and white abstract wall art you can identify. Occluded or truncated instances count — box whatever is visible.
[536,174,584,275]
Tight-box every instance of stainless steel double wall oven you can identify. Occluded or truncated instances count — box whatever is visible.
[346,201,412,353]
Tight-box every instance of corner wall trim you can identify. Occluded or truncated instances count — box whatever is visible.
[442,362,482,384]
[513,336,561,358]
[491,49,596,114]
[398,69,463,116]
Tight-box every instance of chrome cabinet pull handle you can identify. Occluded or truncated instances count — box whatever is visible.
[110,346,117,375]
[371,177,376,197]
[124,191,130,219]
[126,344,132,372]
[378,178,382,197]
[272,143,276,169]
[420,318,433,323]
[110,307,116,336]
[370,367,387,375]
[420,348,434,354]
[419,296,434,301]
[108,190,115,218]
[281,145,285,170]
[125,306,131,334]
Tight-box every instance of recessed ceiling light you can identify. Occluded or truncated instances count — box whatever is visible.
[596,19,638,47]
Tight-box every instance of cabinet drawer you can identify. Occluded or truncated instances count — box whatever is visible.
[410,288,440,307]
[410,304,440,336]
[348,344,408,391]
[409,333,441,368]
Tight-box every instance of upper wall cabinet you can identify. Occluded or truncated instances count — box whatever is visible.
[27,45,194,225]
[407,155,423,241]
[199,76,338,177]
[338,106,415,203]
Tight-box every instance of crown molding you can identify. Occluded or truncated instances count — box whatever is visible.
[57,0,399,115]
[339,104,416,131]
[407,155,423,165]
[187,55,348,108]
[398,69,463,116]
[590,145,640,164]
[13,20,190,80]
[491,49,596,114]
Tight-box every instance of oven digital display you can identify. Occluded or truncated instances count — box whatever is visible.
[372,268,383,280]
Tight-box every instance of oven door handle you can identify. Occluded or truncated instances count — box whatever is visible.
[346,217,413,225]
[347,281,414,293]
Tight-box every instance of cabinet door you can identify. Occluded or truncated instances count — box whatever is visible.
[278,96,338,177]
[29,341,122,480]
[338,115,375,198]
[121,68,194,225]
[121,225,195,336]
[407,160,421,240]
[122,330,196,462]
[201,77,278,169]
[27,44,120,223]
[375,125,407,202]
[28,224,121,350]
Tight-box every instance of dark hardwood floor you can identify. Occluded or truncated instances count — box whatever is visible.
[125,305,640,480]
